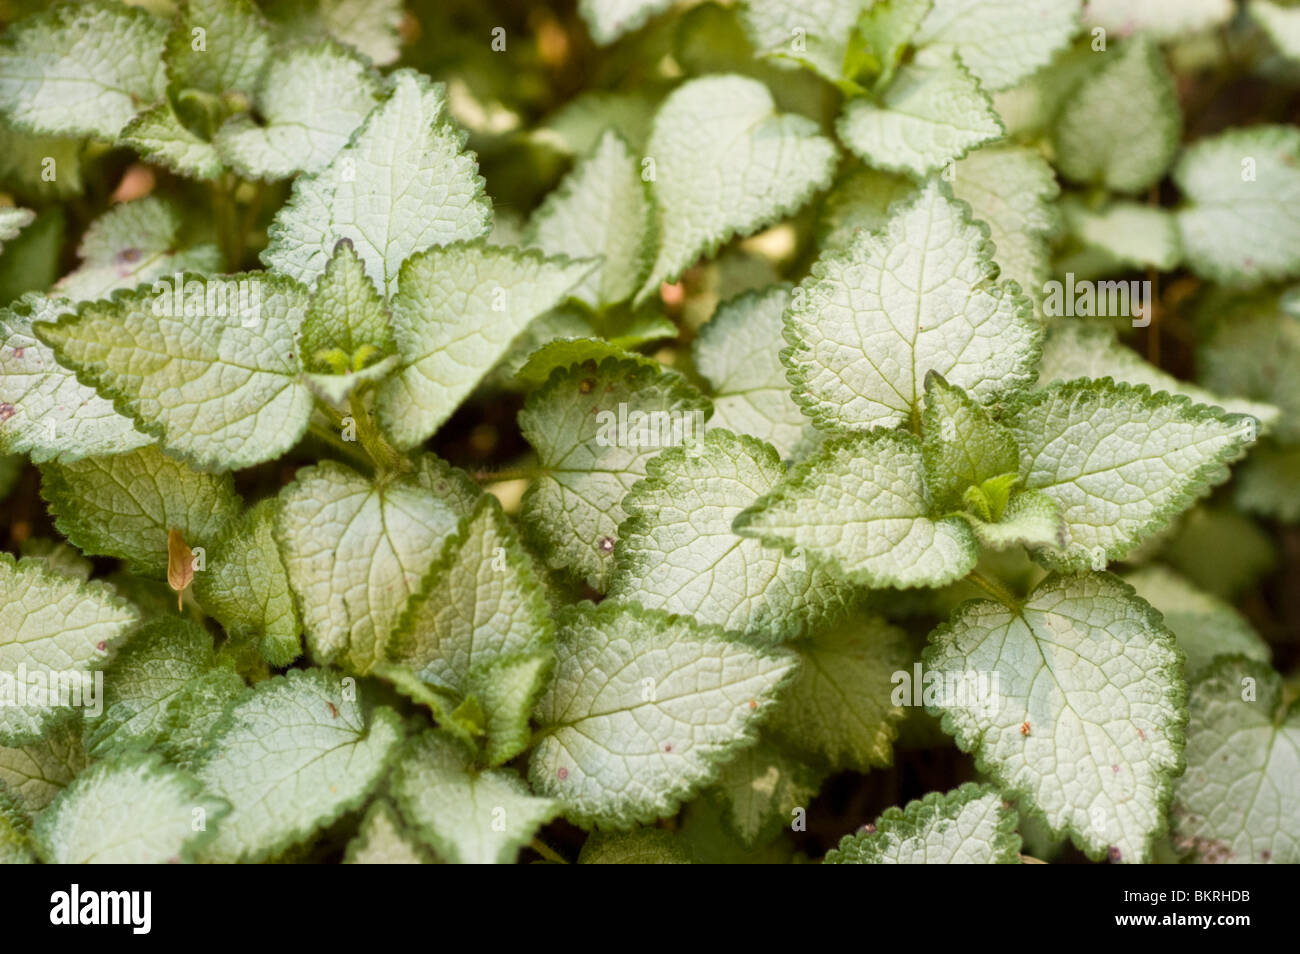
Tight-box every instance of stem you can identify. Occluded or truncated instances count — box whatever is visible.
[530,838,568,864]
[966,570,1020,610]
[349,392,410,475]
[307,417,373,471]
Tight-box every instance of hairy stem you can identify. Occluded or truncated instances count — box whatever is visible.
[307,416,374,472]
[348,392,410,475]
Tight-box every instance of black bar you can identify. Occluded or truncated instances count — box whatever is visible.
[1,863,1281,940]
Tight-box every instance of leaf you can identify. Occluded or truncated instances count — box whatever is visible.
[344,799,435,864]
[520,357,712,589]
[33,752,225,864]
[262,70,491,297]
[950,144,1060,298]
[1,198,219,464]
[194,667,402,863]
[1053,39,1179,194]
[837,56,1004,177]
[734,429,979,589]
[192,498,302,668]
[850,0,933,89]
[1199,306,1299,443]
[276,459,462,672]
[0,553,142,746]
[464,654,554,768]
[1041,321,1279,430]
[771,614,913,771]
[414,452,484,519]
[266,0,405,66]
[529,602,797,829]
[1172,657,1299,864]
[390,731,560,864]
[0,207,65,306]
[921,372,1020,511]
[303,355,398,410]
[40,443,242,576]
[214,41,381,181]
[825,783,1021,863]
[155,668,248,770]
[39,272,316,471]
[634,75,838,303]
[964,489,1066,551]
[525,130,652,311]
[120,101,225,179]
[714,738,824,847]
[54,196,222,303]
[515,338,659,390]
[0,207,34,251]
[531,90,656,158]
[673,7,789,89]
[0,719,88,813]
[1252,0,1300,61]
[0,1,167,139]
[739,0,870,83]
[579,0,675,45]
[914,0,1081,92]
[1236,442,1300,523]
[18,538,92,581]
[1163,507,1276,601]
[0,788,33,865]
[961,472,1019,523]
[165,0,272,97]
[1083,0,1234,41]
[609,428,857,641]
[676,796,794,863]
[923,572,1186,863]
[1175,126,1300,288]
[300,238,394,373]
[818,166,917,251]
[84,618,215,757]
[1003,380,1251,570]
[0,294,153,464]
[368,661,477,748]
[785,179,1039,433]
[389,495,554,766]
[0,120,83,201]
[694,287,814,460]
[579,828,694,863]
[1063,199,1180,270]
[377,242,594,449]
[1124,566,1271,679]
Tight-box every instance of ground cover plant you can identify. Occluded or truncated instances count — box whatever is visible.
[0,0,1297,865]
